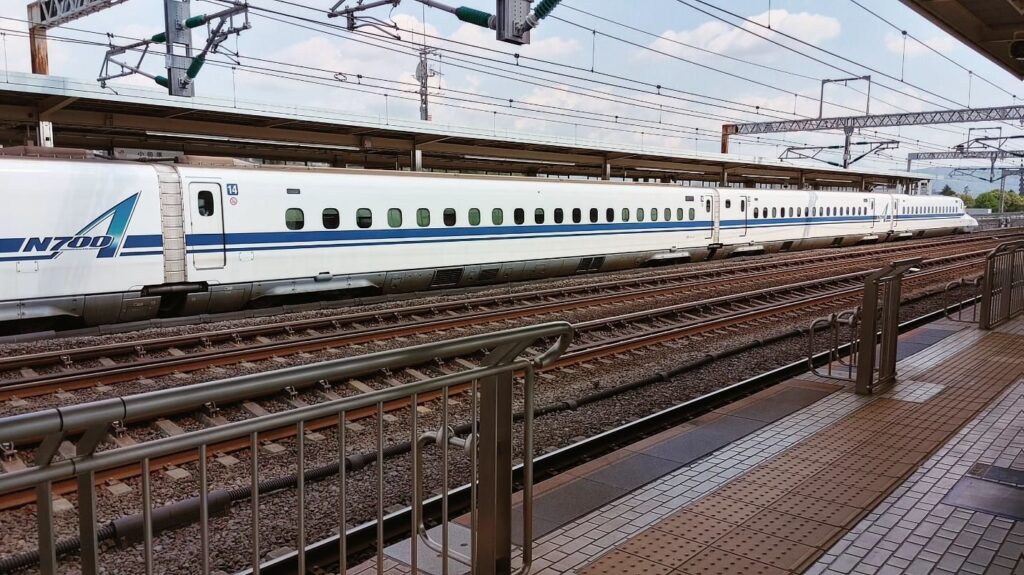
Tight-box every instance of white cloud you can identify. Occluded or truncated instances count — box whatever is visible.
[649,9,840,60]
[884,32,955,58]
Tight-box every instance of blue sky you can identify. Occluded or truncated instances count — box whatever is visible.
[2,0,1023,178]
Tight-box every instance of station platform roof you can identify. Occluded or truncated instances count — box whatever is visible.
[0,72,928,189]
[900,0,1024,80]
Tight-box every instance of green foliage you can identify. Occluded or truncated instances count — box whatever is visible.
[957,193,975,208]
[973,190,1024,212]
[939,184,956,196]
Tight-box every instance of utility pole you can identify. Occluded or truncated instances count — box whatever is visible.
[999,172,1007,213]
[415,46,437,121]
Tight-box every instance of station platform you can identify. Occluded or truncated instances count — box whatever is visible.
[367,311,1024,575]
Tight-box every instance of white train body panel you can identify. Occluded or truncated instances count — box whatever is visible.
[0,156,977,327]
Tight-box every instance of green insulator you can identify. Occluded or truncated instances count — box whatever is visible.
[150,32,166,43]
[454,6,491,28]
[533,0,561,19]
[184,14,207,28]
[155,76,170,88]
[186,55,206,79]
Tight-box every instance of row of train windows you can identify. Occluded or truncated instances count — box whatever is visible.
[281,204,711,230]
[750,205,869,219]
[902,205,958,214]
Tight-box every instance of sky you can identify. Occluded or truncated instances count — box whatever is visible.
[2,0,1024,185]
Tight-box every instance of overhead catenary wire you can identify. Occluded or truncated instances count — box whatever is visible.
[225,0,955,155]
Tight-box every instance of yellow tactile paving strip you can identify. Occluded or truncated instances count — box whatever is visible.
[579,331,1024,575]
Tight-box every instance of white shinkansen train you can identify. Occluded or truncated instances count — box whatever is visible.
[0,152,977,329]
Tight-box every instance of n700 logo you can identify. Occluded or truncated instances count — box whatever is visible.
[22,236,115,252]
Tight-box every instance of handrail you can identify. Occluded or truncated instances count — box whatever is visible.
[0,321,573,575]
[979,240,1024,330]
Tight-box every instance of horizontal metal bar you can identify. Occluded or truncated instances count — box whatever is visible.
[0,322,572,444]
[0,360,532,493]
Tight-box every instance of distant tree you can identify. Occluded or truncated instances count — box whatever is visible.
[974,190,1024,212]
[939,184,956,196]
[957,193,975,208]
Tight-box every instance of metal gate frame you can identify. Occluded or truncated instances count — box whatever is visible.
[856,257,922,395]
[0,322,573,575]
[979,240,1024,330]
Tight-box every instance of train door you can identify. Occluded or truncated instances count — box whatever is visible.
[891,197,899,230]
[189,182,227,269]
[739,195,750,237]
[701,193,716,241]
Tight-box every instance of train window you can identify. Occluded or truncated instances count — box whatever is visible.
[685,195,694,201]
[622,208,630,222]
[197,191,215,216]
[650,208,658,222]
[535,208,545,224]
[356,208,372,229]
[637,208,645,222]
[492,208,503,225]
[572,208,582,223]
[469,208,481,226]
[677,208,684,221]
[688,207,696,221]
[752,208,759,219]
[554,208,564,224]
[286,208,304,230]
[322,208,339,229]
[443,208,457,226]
[417,208,431,227]
[725,199,732,209]
[740,200,746,212]
[789,207,794,218]
[590,208,599,223]
[705,199,712,213]
[771,207,777,218]
[514,208,525,225]
[797,207,802,217]
[387,208,402,228]
[664,208,671,221]
[607,208,615,223]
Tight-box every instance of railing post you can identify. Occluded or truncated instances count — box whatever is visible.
[79,470,100,575]
[980,241,1024,330]
[856,258,921,395]
[476,370,514,575]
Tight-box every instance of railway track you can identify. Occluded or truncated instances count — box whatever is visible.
[0,235,1010,404]
[0,249,984,512]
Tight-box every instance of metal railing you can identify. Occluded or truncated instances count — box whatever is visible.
[943,277,982,323]
[0,321,573,575]
[808,309,860,382]
[806,258,921,395]
[979,240,1024,330]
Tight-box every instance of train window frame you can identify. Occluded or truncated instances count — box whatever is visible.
[637,208,645,222]
[468,208,481,226]
[492,208,503,225]
[514,208,525,225]
[606,208,615,223]
[590,208,599,223]
[535,208,545,224]
[197,190,215,217]
[650,208,658,222]
[725,199,732,209]
[387,208,402,228]
[554,208,564,223]
[322,208,339,229]
[286,208,305,230]
[688,207,696,221]
[676,208,684,221]
[664,208,671,221]
[622,208,630,222]
[417,208,431,227]
[572,208,582,224]
[443,208,457,227]
[356,208,372,229]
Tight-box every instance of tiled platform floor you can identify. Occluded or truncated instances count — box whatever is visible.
[362,313,1024,575]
